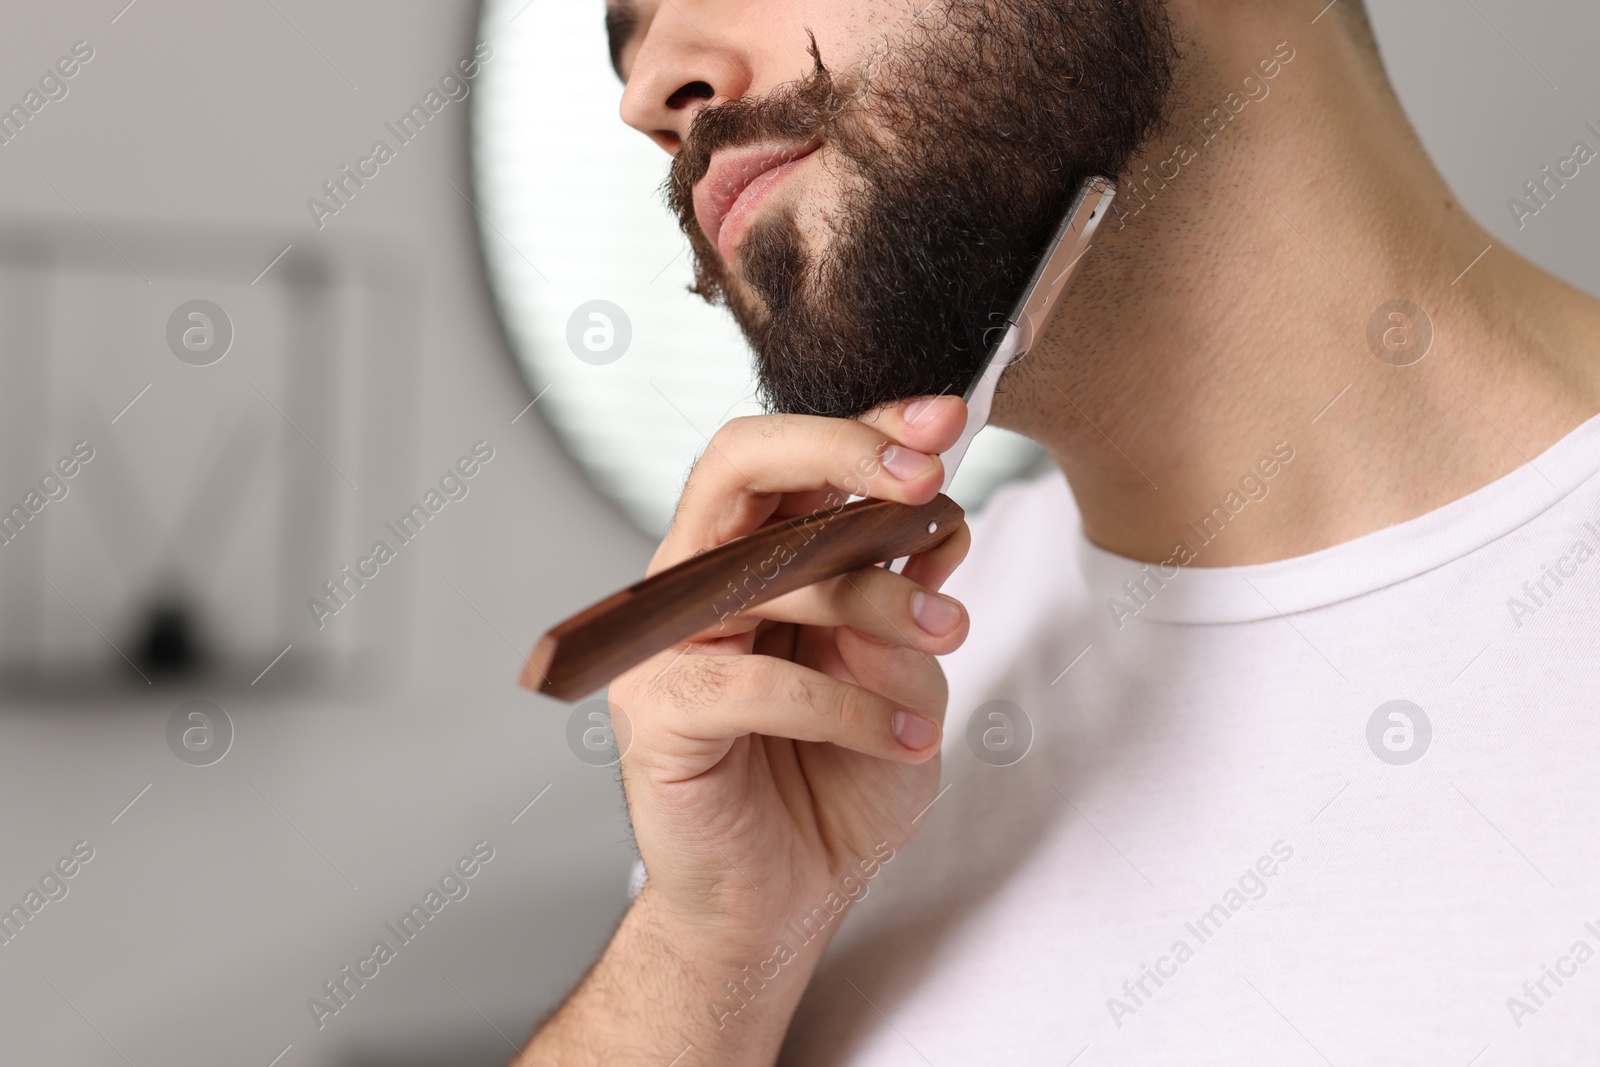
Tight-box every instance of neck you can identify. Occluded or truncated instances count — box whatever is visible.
[999,9,1600,566]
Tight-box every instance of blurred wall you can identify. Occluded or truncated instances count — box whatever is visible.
[0,2,1594,1066]
[0,3,647,1065]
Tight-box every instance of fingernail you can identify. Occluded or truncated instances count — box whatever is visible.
[893,710,940,752]
[911,591,962,636]
[903,395,947,427]
[881,444,935,481]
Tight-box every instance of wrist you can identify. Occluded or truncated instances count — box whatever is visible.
[634,879,842,976]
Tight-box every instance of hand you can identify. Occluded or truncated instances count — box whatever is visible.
[609,394,972,956]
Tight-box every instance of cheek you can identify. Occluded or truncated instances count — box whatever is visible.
[790,195,832,256]
[739,0,888,80]
[790,154,853,251]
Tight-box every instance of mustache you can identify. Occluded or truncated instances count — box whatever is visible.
[666,35,848,232]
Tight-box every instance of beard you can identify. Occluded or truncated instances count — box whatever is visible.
[665,0,1177,420]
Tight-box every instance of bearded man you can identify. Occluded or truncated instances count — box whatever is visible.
[521,1,1600,1062]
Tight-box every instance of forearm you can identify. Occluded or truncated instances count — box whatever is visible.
[518,883,829,1067]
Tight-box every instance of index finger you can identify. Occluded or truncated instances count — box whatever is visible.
[652,394,967,571]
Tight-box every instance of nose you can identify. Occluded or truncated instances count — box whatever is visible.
[619,7,751,154]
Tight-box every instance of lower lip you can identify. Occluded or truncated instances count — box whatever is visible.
[717,151,814,262]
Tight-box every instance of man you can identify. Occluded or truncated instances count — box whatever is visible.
[524,1,1600,1062]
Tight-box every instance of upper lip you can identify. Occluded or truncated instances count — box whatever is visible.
[692,141,819,257]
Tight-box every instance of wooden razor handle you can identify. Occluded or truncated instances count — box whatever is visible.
[520,494,965,701]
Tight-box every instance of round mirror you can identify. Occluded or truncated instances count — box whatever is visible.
[471,1,1045,537]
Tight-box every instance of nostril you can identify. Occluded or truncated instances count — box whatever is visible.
[665,80,715,110]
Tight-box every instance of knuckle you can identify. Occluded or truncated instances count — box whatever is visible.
[705,420,759,474]
[828,423,882,488]
[815,417,852,460]
[824,678,878,737]
[718,413,786,451]
[718,658,770,708]
[710,416,749,452]
[757,413,796,440]
[787,671,833,727]
[665,659,729,710]
[657,654,738,712]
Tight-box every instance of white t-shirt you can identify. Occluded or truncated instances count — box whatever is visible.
[774,413,1600,1065]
